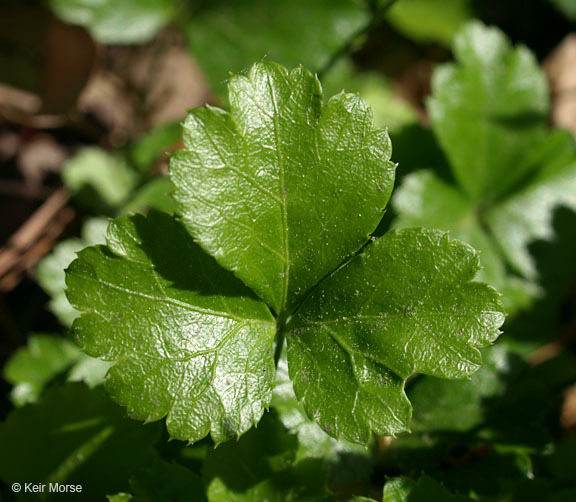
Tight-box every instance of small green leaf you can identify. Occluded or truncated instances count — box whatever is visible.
[171,61,395,314]
[62,148,138,213]
[66,212,276,444]
[3,334,81,406]
[287,228,504,443]
[382,477,416,502]
[0,384,161,499]
[108,494,133,502]
[67,354,112,388]
[386,0,473,46]
[50,0,178,44]
[4,334,111,407]
[321,59,418,133]
[428,21,549,202]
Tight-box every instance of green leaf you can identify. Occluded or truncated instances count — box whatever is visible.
[382,477,416,502]
[50,0,178,44]
[67,354,112,388]
[186,0,370,94]
[66,211,276,444]
[383,475,472,502]
[485,130,576,279]
[37,217,108,326]
[170,61,395,314]
[0,384,161,500]
[203,412,332,501]
[67,61,504,449]
[4,333,111,406]
[3,334,81,406]
[287,228,504,443]
[386,0,473,46]
[428,21,549,203]
[62,148,139,213]
[393,22,576,317]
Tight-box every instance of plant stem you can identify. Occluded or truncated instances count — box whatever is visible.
[274,330,285,367]
[274,312,288,367]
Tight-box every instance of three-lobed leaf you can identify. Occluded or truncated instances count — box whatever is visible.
[393,22,576,316]
[428,21,549,203]
[66,61,504,446]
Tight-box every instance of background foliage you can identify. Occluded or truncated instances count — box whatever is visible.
[1,0,576,500]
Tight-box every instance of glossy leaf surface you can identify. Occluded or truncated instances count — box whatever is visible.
[66,61,504,447]
[66,212,275,444]
[287,228,504,443]
[392,170,539,314]
[171,62,395,314]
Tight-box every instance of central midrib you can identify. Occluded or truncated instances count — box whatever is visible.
[266,72,290,314]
